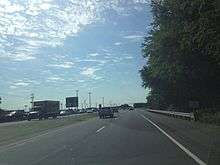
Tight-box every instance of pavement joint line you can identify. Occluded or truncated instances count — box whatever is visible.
[140,114,207,165]
[96,126,105,133]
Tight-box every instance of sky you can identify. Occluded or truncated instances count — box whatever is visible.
[0,0,152,110]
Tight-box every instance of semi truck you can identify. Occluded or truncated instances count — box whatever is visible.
[28,100,60,120]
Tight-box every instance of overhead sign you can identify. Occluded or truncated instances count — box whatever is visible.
[66,97,78,108]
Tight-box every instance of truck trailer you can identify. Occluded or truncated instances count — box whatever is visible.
[28,100,60,120]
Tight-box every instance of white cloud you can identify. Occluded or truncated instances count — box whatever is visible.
[102,49,109,53]
[81,67,101,79]
[0,0,147,62]
[88,53,99,57]
[123,35,143,40]
[0,0,24,13]
[93,76,103,80]
[77,59,107,64]
[81,68,97,76]
[47,76,64,82]
[39,3,52,10]
[14,82,30,86]
[12,53,36,61]
[9,85,18,89]
[78,80,85,83]
[114,42,122,46]
[124,56,134,60]
[10,80,30,89]
[47,62,74,68]
[9,78,40,89]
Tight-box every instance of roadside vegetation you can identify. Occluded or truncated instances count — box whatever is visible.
[0,113,96,147]
[194,109,220,125]
[140,0,220,124]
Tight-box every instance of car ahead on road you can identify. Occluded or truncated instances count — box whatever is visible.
[112,107,119,113]
[27,111,39,120]
[128,107,134,111]
[86,107,98,113]
[86,108,93,113]
[4,110,26,122]
[98,107,114,119]
[59,110,72,116]
[78,108,87,113]
[92,107,98,112]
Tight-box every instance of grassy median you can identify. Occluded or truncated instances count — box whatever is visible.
[0,113,97,147]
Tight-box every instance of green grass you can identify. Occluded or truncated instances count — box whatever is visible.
[198,112,220,126]
[0,113,97,146]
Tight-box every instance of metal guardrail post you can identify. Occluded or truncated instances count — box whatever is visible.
[148,109,194,121]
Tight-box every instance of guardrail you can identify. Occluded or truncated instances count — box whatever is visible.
[147,109,195,121]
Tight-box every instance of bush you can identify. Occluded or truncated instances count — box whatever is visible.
[195,109,220,125]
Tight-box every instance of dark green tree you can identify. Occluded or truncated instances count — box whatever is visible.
[141,0,220,111]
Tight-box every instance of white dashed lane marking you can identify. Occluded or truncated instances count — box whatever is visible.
[96,126,105,133]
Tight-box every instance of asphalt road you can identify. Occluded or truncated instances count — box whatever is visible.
[0,109,219,165]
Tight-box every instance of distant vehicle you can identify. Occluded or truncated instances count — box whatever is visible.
[119,104,133,110]
[79,109,86,113]
[27,111,39,120]
[59,110,72,116]
[133,103,147,108]
[92,107,98,112]
[112,107,119,113]
[98,107,114,119]
[129,107,134,111]
[27,100,60,120]
[4,110,25,121]
[86,108,94,113]
[0,109,7,122]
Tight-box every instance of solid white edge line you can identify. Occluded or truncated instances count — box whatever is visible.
[96,126,105,133]
[140,114,207,165]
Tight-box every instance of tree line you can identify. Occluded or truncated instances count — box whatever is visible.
[140,0,220,112]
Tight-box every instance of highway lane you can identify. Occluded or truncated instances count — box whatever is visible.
[139,109,220,165]
[0,110,211,165]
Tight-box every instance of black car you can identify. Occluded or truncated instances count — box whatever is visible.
[98,107,114,119]
[27,111,39,120]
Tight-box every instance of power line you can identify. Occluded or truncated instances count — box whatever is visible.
[0,97,2,109]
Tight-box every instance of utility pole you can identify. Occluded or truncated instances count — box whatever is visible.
[76,90,79,110]
[60,103,63,110]
[83,99,87,109]
[88,92,91,108]
[102,97,105,107]
[0,97,2,110]
[81,101,83,109]
[30,93,34,111]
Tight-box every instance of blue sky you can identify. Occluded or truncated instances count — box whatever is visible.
[0,0,152,109]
